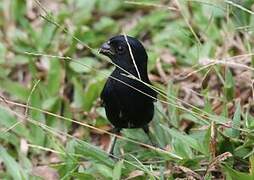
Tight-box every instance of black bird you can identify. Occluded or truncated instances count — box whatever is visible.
[99,35,157,155]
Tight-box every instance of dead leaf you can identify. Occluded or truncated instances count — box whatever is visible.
[160,49,176,65]
[174,165,202,180]
[204,152,232,177]
[32,166,59,180]
[20,138,29,156]
[156,58,168,83]
[100,133,111,151]
[125,170,144,180]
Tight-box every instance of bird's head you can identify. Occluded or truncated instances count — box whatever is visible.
[99,35,148,74]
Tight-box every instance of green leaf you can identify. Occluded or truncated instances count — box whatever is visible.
[28,90,46,146]
[0,131,19,147]
[0,146,27,180]
[0,79,30,101]
[71,172,96,180]
[223,164,253,180]
[93,17,118,33]
[11,0,26,23]
[250,155,254,176]
[0,106,29,139]
[113,160,123,180]
[224,101,241,139]
[42,96,59,110]
[94,164,113,179]
[180,113,207,125]
[69,57,97,74]
[163,127,207,155]
[172,138,193,159]
[0,42,6,64]
[231,101,241,138]
[167,82,179,127]
[76,141,114,167]
[97,0,121,14]
[83,79,104,111]
[72,0,95,23]
[72,77,85,108]
[47,59,62,95]
[10,55,29,65]
[38,22,56,50]
[224,68,235,101]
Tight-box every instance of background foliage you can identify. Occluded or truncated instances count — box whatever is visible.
[0,0,254,179]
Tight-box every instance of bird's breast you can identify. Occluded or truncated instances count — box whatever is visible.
[101,70,156,128]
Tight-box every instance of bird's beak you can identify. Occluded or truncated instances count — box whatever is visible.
[98,42,115,56]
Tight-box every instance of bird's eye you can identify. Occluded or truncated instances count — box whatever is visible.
[117,46,124,52]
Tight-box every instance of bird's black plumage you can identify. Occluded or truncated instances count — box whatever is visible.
[99,35,157,154]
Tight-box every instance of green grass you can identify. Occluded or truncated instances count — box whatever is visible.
[0,0,254,179]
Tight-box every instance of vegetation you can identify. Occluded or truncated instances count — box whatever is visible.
[0,0,254,179]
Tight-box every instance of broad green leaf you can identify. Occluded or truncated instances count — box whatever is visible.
[112,160,123,180]
[10,55,29,65]
[42,96,59,110]
[38,22,56,50]
[94,163,113,179]
[0,132,19,147]
[11,0,26,23]
[47,59,62,95]
[0,106,29,139]
[76,141,114,167]
[71,172,96,180]
[223,164,253,180]
[180,113,207,125]
[72,0,95,23]
[172,138,193,159]
[72,77,85,108]
[97,0,121,14]
[153,107,170,147]
[0,79,29,101]
[163,127,207,155]
[0,146,27,180]
[69,57,97,74]
[83,79,105,111]
[28,91,46,146]
[93,17,117,32]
